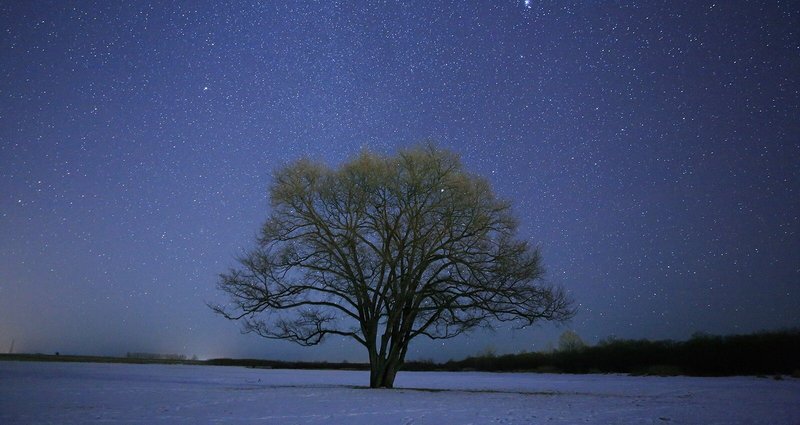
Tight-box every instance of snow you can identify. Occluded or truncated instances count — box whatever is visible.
[1,361,798,424]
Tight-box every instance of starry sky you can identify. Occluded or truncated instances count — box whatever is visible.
[1,1,798,362]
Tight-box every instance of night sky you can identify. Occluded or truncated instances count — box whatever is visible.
[1,1,798,362]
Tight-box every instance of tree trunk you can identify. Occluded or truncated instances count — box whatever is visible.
[381,361,399,388]
[368,352,403,388]
[369,357,386,388]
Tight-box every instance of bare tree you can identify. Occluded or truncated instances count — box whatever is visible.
[558,329,586,352]
[210,144,574,388]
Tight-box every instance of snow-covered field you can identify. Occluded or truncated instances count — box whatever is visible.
[1,361,798,424]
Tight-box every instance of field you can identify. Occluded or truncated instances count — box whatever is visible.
[1,361,799,424]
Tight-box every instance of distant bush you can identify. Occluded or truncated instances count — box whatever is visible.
[533,365,562,374]
[630,365,684,377]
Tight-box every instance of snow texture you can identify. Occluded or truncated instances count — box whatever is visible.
[1,361,799,424]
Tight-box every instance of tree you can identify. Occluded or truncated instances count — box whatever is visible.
[558,330,586,352]
[210,144,574,388]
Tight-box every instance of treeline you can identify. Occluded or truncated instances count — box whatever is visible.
[126,352,196,361]
[4,330,798,377]
[0,353,204,365]
[435,329,800,376]
[206,358,369,370]
[206,330,800,377]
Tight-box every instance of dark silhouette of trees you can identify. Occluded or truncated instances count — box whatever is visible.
[210,144,574,388]
[442,329,800,377]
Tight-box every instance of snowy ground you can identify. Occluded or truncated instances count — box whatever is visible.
[1,361,799,424]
